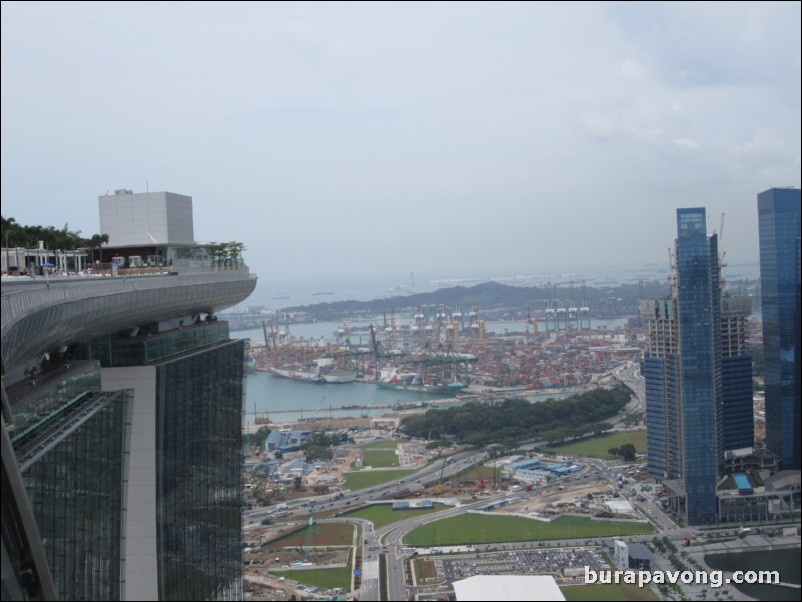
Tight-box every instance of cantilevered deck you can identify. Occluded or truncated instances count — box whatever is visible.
[1,268,257,374]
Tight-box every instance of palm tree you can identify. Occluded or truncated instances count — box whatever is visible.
[1,215,18,245]
[227,241,246,267]
[88,233,109,266]
[1,215,18,273]
[206,242,227,268]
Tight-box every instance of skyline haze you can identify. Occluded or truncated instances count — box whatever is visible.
[2,2,800,302]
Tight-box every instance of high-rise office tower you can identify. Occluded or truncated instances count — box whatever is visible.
[76,321,244,600]
[675,207,722,526]
[1,190,255,600]
[758,187,801,470]
[643,207,752,525]
[720,296,755,452]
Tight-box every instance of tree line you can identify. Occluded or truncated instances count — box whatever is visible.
[400,387,631,447]
[2,215,109,264]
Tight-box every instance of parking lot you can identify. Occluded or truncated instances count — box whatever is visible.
[428,546,609,584]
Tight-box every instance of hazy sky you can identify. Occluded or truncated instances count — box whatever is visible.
[2,2,800,301]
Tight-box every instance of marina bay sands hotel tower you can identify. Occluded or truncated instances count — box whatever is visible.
[2,189,256,600]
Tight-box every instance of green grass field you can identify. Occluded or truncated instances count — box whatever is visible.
[452,461,495,483]
[542,430,647,459]
[343,469,417,491]
[362,449,400,468]
[404,514,652,546]
[271,565,352,591]
[264,522,355,547]
[363,439,401,450]
[341,503,445,528]
[413,557,437,582]
[561,583,660,601]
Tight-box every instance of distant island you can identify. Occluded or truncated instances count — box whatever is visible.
[281,280,671,322]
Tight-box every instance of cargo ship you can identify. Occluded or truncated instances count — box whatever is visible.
[376,368,466,395]
[268,365,324,383]
[268,358,356,384]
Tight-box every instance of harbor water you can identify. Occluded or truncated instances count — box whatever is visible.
[231,318,612,425]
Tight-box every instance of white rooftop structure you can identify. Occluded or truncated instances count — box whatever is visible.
[452,575,565,601]
[605,499,635,514]
[99,189,194,246]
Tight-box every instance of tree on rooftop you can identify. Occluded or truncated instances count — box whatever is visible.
[206,242,227,267]
[227,241,246,266]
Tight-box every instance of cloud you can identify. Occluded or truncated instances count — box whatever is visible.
[1,2,799,286]
[620,59,645,79]
[580,113,617,139]
[673,138,701,150]
[627,125,663,144]
[738,128,787,156]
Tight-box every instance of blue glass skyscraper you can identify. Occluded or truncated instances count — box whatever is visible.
[643,207,753,525]
[675,208,722,525]
[758,187,801,470]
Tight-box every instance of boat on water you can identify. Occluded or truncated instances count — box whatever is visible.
[268,365,324,383]
[317,357,357,383]
[268,357,357,384]
[376,368,466,395]
[319,368,358,383]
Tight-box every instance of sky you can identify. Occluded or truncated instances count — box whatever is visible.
[2,1,800,304]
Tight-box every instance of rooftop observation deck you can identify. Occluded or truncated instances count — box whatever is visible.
[1,267,257,374]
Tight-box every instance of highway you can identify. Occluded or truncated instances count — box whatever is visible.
[248,362,767,600]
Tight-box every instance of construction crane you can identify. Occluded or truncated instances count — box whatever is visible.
[262,320,272,349]
[369,324,382,362]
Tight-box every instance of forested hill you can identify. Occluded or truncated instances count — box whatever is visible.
[285,281,655,321]
[400,388,631,447]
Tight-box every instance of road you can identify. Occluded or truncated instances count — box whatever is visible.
[248,361,744,601]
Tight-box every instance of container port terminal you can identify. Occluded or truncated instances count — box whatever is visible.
[242,304,650,397]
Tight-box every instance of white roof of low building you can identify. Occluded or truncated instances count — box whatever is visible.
[452,575,565,601]
[605,499,635,514]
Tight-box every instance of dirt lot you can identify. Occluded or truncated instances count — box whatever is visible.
[499,479,611,515]
[244,573,308,601]
[243,521,352,600]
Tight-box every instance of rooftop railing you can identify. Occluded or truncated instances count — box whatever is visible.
[1,267,256,331]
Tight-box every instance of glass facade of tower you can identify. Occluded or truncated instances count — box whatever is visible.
[758,188,801,470]
[642,297,682,483]
[721,355,753,451]
[155,338,244,601]
[78,322,244,600]
[15,389,130,601]
[675,208,721,525]
[720,295,754,452]
[644,353,681,481]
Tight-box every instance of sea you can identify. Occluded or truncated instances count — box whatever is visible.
[230,262,760,425]
[231,316,629,425]
[238,261,760,310]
